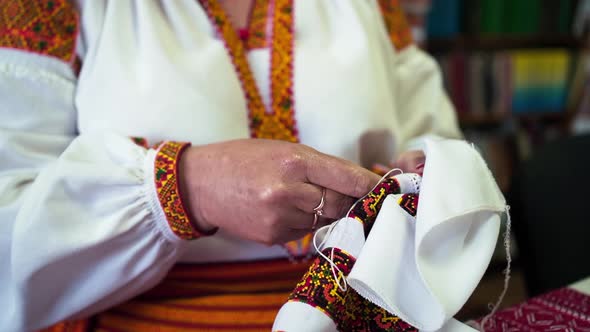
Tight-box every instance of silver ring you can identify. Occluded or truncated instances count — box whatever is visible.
[311,188,326,231]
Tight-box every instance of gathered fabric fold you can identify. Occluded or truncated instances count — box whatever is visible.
[274,137,505,331]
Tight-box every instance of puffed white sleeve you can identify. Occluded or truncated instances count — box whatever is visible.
[0,50,202,332]
[392,44,463,151]
[368,0,461,154]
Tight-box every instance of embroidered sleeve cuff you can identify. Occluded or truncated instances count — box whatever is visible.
[153,141,215,241]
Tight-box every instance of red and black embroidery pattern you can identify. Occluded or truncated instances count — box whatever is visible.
[154,141,203,240]
[289,247,355,316]
[339,289,418,332]
[398,193,419,217]
[0,0,78,63]
[348,177,401,236]
[289,247,417,331]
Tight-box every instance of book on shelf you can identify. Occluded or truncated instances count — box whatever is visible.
[467,53,486,115]
[479,0,506,35]
[425,0,578,39]
[426,0,460,38]
[569,51,590,134]
[573,0,590,36]
[567,50,590,109]
[493,53,512,116]
[504,0,541,35]
[511,50,572,113]
[434,49,574,121]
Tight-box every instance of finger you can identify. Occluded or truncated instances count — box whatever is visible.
[280,207,333,231]
[393,151,426,173]
[291,183,355,220]
[258,210,329,245]
[305,152,381,198]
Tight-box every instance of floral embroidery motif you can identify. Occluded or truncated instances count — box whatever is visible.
[0,0,78,63]
[398,193,419,217]
[246,0,270,50]
[378,0,414,50]
[154,141,202,240]
[289,247,417,331]
[198,0,298,142]
[348,177,401,236]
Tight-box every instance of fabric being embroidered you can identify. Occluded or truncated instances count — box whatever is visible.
[288,247,417,332]
[275,171,422,331]
[312,168,405,293]
[274,137,507,332]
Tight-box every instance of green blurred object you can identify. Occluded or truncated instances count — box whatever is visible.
[478,0,574,36]
[480,0,506,35]
[558,0,575,33]
[505,0,540,35]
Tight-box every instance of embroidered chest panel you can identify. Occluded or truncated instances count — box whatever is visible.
[0,0,78,63]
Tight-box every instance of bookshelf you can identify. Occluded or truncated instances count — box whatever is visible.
[427,36,582,133]
[415,0,588,195]
[409,0,588,315]
[428,35,583,53]
[457,113,505,128]
[458,110,573,129]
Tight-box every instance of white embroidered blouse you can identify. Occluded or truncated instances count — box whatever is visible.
[0,1,460,330]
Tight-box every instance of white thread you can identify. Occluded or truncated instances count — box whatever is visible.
[312,224,348,291]
[312,168,404,292]
[468,205,513,331]
[346,168,404,217]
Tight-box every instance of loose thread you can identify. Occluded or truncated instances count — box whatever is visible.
[312,168,404,292]
[469,205,513,331]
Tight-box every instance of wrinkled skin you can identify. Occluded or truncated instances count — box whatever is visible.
[179,139,424,245]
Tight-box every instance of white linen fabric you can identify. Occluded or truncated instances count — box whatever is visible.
[347,138,504,331]
[273,173,422,332]
[0,1,460,330]
[273,138,503,331]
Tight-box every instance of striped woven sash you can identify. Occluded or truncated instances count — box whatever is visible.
[41,258,309,332]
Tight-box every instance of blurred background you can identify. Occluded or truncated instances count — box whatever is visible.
[400,0,590,320]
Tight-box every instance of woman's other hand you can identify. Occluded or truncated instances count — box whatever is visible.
[178,139,381,245]
[372,150,425,176]
[392,150,425,175]
[391,150,426,175]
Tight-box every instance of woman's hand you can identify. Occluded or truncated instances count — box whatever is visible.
[178,139,381,245]
[372,150,426,176]
[392,150,425,175]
